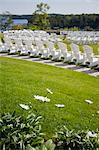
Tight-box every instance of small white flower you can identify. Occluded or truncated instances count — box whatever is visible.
[19,104,30,110]
[87,131,97,138]
[34,95,50,102]
[46,88,53,94]
[55,104,65,108]
[85,99,93,104]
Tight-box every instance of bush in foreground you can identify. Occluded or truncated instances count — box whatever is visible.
[0,112,55,150]
[55,126,99,150]
[0,112,99,150]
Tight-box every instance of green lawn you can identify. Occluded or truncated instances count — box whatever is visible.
[0,57,99,138]
[89,44,99,55]
[0,33,4,41]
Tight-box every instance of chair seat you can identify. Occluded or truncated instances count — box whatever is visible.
[9,49,17,54]
[51,50,61,60]
[89,57,99,67]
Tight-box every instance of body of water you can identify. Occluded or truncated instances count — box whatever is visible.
[13,19,28,25]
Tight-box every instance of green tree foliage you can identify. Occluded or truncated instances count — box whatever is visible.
[33,2,50,30]
[48,14,99,30]
[0,11,13,30]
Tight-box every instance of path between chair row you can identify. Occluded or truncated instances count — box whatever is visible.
[0,53,99,77]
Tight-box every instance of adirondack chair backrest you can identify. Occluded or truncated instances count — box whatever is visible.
[47,41,55,52]
[58,42,67,52]
[83,45,93,62]
[71,43,80,59]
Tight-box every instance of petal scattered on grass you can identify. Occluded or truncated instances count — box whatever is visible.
[85,99,93,104]
[55,104,65,108]
[34,95,50,102]
[46,88,53,94]
[19,104,30,110]
[87,131,97,138]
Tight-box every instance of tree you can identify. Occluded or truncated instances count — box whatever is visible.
[0,11,13,31]
[33,2,50,30]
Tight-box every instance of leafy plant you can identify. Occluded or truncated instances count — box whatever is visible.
[0,112,44,150]
[0,112,55,150]
[33,2,50,30]
[29,139,55,150]
[55,126,99,150]
[0,111,99,150]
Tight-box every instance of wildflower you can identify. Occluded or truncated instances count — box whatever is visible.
[55,104,65,108]
[46,88,53,94]
[85,99,93,104]
[19,104,30,110]
[34,95,50,102]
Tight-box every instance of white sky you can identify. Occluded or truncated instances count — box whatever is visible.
[0,0,99,15]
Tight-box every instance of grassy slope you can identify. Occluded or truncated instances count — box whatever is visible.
[0,57,99,138]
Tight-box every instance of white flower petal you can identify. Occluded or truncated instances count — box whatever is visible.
[19,104,30,110]
[85,99,93,104]
[55,104,65,108]
[34,95,50,102]
[44,97,50,102]
[87,131,97,138]
[46,88,53,94]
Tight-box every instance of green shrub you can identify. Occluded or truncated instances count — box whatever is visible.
[55,126,99,150]
[28,25,40,31]
[0,112,43,149]
[0,112,98,150]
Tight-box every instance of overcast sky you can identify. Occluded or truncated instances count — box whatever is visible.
[0,0,99,15]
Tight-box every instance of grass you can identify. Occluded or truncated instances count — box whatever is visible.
[79,44,99,56]
[0,57,99,138]
[0,33,4,42]
[89,44,99,55]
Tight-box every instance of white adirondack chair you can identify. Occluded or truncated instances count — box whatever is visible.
[40,40,49,59]
[29,39,42,57]
[2,36,12,53]
[83,45,99,67]
[0,40,5,53]
[70,43,85,64]
[57,42,72,62]
[14,38,23,52]
[47,41,61,60]
[29,46,38,57]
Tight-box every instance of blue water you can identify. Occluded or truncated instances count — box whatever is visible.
[13,19,28,25]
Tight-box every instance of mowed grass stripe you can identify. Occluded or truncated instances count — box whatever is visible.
[0,57,99,138]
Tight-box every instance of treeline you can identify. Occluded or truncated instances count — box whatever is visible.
[0,14,99,31]
[48,14,99,30]
[28,14,99,31]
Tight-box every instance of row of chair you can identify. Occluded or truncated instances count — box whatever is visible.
[0,30,99,68]
[61,31,99,44]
